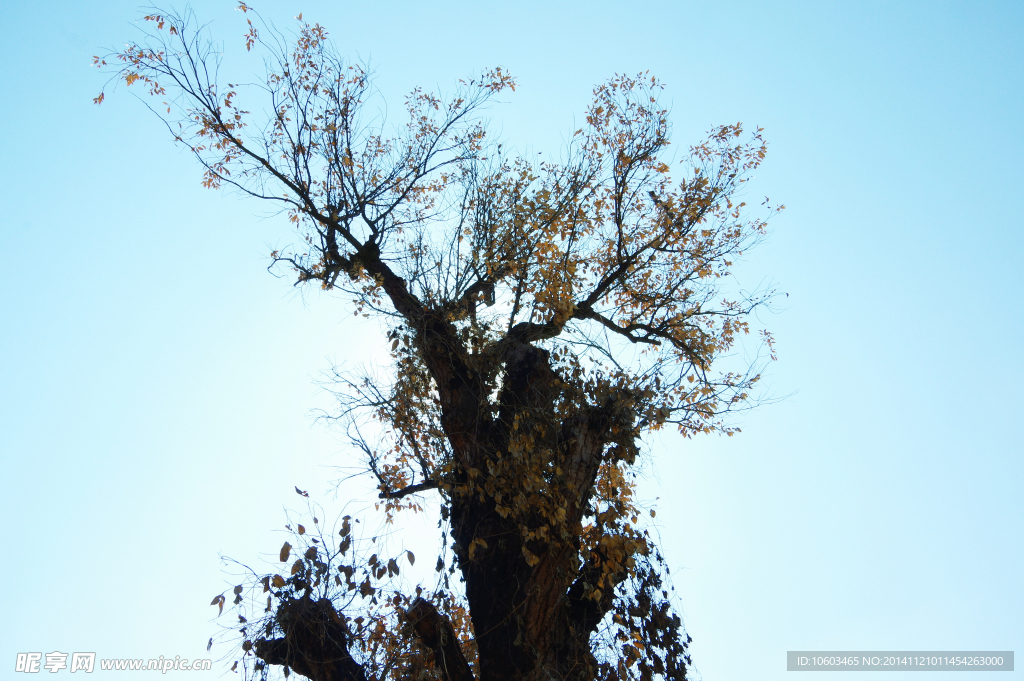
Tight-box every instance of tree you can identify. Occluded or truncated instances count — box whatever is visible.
[96,7,781,681]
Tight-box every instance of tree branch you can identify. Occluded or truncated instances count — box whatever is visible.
[254,597,367,681]
[405,598,475,681]
[378,480,440,500]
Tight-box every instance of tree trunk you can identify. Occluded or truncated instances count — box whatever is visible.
[445,343,623,681]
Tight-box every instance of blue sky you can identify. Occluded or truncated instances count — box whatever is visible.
[1,1,1021,679]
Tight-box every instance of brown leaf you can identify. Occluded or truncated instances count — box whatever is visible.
[387,557,400,577]
[468,537,488,561]
[279,542,292,562]
[271,574,286,588]
[406,550,415,565]
[297,524,306,535]
[295,486,309,497]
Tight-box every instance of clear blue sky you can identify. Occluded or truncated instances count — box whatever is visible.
[1,1,1021,679]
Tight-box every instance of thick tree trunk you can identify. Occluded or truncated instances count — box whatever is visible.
[444,344,623,681]
[453,502,598,681]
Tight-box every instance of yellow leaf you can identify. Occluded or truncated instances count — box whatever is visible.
[468,537,488,561]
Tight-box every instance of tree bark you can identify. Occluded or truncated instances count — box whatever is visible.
[443,344,625,681]
[255,596,367,681]
[406,599,475,681]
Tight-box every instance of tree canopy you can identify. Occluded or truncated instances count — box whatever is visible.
[97,7,781,681]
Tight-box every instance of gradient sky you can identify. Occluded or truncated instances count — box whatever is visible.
[1,1,1021,679]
